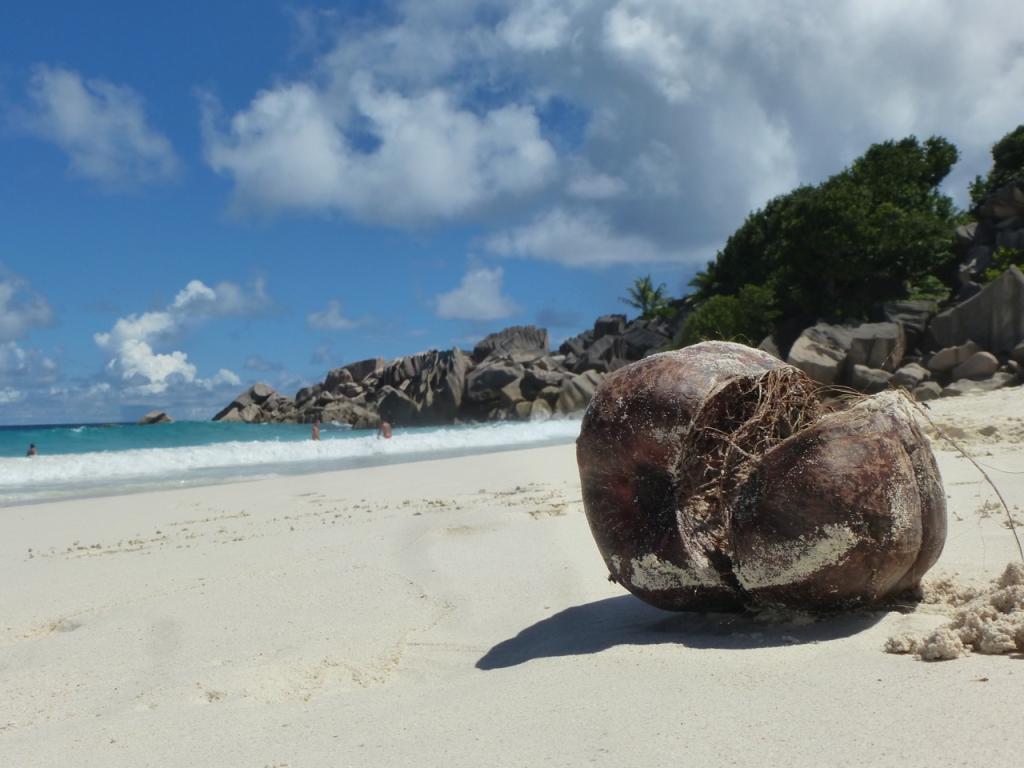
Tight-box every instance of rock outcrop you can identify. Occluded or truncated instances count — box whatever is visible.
[211,306,689,428]
[954,180,1024,299]
[138,410,172,425]
[213,181,1024,424]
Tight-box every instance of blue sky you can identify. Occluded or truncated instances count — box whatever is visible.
[1,0,1022,423]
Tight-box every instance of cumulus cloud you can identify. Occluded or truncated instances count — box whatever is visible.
[486,208,699,267]
[20,65,179,185]
[94,278,265,395]
[436,267,521,321]
[498,0,580,52]
[0,270,53,342]
[0,340,57,383]
[202,0,1024,269]
[202,74,556,224]
[0,387,24,405]
[307,299,358,331]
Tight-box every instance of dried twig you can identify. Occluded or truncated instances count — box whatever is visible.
[909,398,1024,564]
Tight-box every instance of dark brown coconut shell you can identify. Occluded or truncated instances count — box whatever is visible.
[576,341,946,612]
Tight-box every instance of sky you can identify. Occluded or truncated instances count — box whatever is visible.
[1,0,1023,424]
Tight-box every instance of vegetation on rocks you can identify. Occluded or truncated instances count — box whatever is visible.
[970,124,1024,206]
[685,135,960,336]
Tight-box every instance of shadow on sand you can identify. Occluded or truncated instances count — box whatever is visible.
[477,595,887,670]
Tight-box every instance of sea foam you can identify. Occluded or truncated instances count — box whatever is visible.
[0,419,582,506]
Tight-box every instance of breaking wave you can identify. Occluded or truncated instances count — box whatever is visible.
[0,419,581,506]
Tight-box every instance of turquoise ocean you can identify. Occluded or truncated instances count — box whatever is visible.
[0,419,582,507]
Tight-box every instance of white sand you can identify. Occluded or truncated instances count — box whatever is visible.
[2,386,1023,767]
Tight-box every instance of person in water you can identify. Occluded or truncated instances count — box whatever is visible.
[26,443,37,457]
[377,420,392,439]
[311,419,321,441]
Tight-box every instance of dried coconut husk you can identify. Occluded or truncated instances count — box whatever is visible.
[576,340,946,612]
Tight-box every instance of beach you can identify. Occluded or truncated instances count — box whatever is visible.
[2,389,1023,767]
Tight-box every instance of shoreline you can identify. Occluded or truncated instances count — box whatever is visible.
[0,419,582,508]
[2,394,1023,766]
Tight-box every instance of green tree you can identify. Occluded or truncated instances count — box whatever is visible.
[676,283,778,347]
[621,275,672,319]
[691,135,959,324]
[970,124,1024,206]
[982,247,1024,283]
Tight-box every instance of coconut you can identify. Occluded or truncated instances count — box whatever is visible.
[576,340,946,611]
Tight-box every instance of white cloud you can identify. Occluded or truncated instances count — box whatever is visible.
[436,267,521,321]
[0,387,24,405]
[0,271,52,342]
[307,299,358,331]
[566,171,628,200]
[94,278,269,394]
[498,0,578,52]
[487,208,699,267]
[22,65,178,185]
[203,74,557,225]
[0,340,57,382]
[108,339,196,395]
[203,368,241,389]
[197,1,1024,268]
[603,2,693,103]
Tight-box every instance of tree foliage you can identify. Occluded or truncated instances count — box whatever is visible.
[690,136,960,324]
[621,275,672,319]
[676,283,779,347]
[970,124,1024,206]
[982,247,1024,283]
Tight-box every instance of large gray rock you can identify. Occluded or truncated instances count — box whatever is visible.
[324,367,354,391]
[757,334,783,360]
[342,358,387,383]
[537,385,562,406]
[926,341,982,374]
[578,335,629,374]
[250,382,274,403]
[883,301,938,348]
[558,330,593,357]
[926,266,1024,354]
[213,383,277,421]
[376,386,421,425]
[138,410,172,425]
[941,373,1018,397]
[466,361,525,403]
[415,348,472,423]
[912,382,943,402]
[848,365,892,394]
[555,370,605,414]
[320,399,378,429]
[215,407,244,423]
[951,351,1000,381]
[473,326,549,363]
[521,367,567,400]
[891,363,930,389]
[295,384,322,406]
[786,325,850,384]
[621,320,671,360]
[1012,341,1024,367]
[593,314,627,338]
[846,323,906,372]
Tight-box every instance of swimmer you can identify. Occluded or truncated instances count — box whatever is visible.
[311,419,321,441]
[377,420,392,439]
[26,443,37,457]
